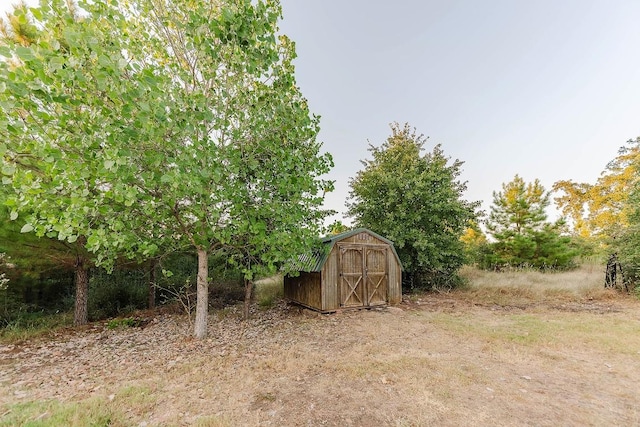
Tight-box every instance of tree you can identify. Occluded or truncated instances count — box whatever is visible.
[1,0,332,337]
[0,1,164,325]
[614,146,640,290]
[553,138,640,243]
[347,122,478,289]
[115,0,333,337]
[328,220,350,235]
[617,186,640,290]
[483,175,576,269]
[487,175,549,237]
[460,220,487,265]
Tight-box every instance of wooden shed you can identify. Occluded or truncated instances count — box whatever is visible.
[284,228,402,313]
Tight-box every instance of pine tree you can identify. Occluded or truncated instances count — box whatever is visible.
[483,176,576,270]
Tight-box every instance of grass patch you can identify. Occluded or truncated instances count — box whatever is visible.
[106,317,142,330]
[0,311,73,344]
[0,398,127,427]
[254,275,283,309]
[0,385,158,427]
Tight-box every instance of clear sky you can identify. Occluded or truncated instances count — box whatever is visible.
[277,0,640,223]
[2,0,639,224]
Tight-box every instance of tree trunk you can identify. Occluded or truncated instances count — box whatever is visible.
[148,259,157,309]
[605,253,617,288]
[243,278,253,320]
[193,248,209,339]
[73,255,89,326]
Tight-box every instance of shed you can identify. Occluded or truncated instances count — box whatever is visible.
[284,228,402,312]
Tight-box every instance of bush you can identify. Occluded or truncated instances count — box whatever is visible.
[88,268,147,320]
[157,251,245,312]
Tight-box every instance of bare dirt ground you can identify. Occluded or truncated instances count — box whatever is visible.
[1,286,640,426]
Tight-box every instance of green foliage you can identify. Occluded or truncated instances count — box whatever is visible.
[158,251,245,307]
[553,137,640,243]
[328,220,350,235]
[617,176,640,290]
[482,176,577,270]
[0,0,333,336]
[106,317,138,329]
[347,122,479,289]
[88,268,148,320]
[0,311,73,343]
[460,220,488,265]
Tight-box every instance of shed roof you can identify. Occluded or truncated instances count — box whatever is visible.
[289,228,403,273]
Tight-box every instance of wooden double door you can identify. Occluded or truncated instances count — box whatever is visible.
[338,244,388,308]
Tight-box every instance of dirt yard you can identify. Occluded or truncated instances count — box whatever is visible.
[1,273,640,426]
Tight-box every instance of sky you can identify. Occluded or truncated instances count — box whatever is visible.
[2,0,639,225]
[276,0,640,224]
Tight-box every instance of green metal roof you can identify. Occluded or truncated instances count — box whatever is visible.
[289,228,403,273]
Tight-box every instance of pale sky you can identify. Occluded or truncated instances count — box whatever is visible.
[3,0,640,225]
[277,0,640,223]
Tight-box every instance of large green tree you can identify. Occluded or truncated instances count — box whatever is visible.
[114,0,333,338]
[0,1,162,325]
[0,0,332,337]
[483,175,576,270]
[347,122,478,289]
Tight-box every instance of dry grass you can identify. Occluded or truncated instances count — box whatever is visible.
[456,263,617,306]
[254,274,284,308]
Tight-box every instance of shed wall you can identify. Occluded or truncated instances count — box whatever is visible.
[322,246,339,311]
[387,254,402,304]
[339,232,386,246]
[284,272,322,310]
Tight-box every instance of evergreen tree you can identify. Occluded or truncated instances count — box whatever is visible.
[483,176,576,270]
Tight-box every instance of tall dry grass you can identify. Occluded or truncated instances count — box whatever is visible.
[456,263,621,306]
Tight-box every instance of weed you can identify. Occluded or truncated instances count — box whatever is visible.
[107,317,138,329]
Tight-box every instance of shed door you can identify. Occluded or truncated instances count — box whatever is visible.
[339,245,388,308]
[366,247,388,306]
[339,246,365,307]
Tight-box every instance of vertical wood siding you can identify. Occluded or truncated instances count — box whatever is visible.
[387,253,402,304]
[322,247,339,310]
[284,272,322,310]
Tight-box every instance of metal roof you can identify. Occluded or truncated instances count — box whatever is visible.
[289,228,403,273]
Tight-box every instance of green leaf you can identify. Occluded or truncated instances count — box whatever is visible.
[20,224,34,233]
[9,211,18,221]
[2,164,15,176]
[15,46,35,61]
[49,57,64,71]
